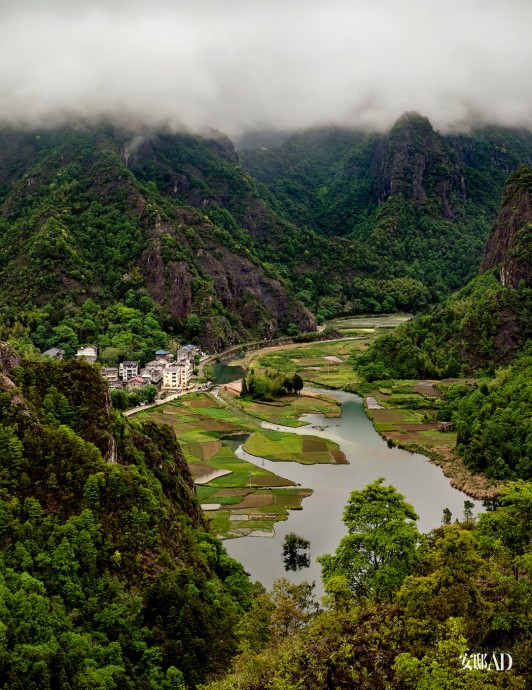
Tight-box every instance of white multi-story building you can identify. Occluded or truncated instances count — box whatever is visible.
[162,357,193,390]
[119,361,138,382]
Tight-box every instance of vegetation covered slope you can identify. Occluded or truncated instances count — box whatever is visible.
[0,343,252,688]
[356,166,532,481]
[208,480,532,689]
[2,116,532,360]
[357,166,532,379]
[0,126,315,354]
[242,114,532,306]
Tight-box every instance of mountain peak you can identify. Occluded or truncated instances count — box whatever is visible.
[371,112,463,216]
[391,111,434,133]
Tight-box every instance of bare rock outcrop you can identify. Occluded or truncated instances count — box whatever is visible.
[481,166,532,288]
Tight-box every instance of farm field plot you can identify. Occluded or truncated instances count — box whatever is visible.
[231,393,341,427]
[244,429,347,465]
[134,393,314,538]
[254,339,367,389]
[362,379,459,452]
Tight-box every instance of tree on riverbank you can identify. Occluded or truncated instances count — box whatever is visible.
[282,533,311,571]
[318,478,421,601]
[241,368,304,401]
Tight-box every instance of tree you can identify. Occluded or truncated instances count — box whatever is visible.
[442,508,452,525]
[139,385,157,403]
[111,390,129,410]
[282,533,311,571]
[318,478,421,601]
[292,373,304,395]
[463,500,475,523]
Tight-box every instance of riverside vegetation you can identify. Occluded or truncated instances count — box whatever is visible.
[134,389,345,539]
[1,343,531,688]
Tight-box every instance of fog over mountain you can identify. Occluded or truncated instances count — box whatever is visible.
[1,0,531,135]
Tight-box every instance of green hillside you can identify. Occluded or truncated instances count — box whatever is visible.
[242,114,532,301]
[0,344,251,687]
[356,166,532,481]
[2,116,532,360]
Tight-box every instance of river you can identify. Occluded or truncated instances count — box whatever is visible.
[221,383,484,595]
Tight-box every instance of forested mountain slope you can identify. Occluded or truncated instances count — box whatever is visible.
[0,343,251,687]
[1,117,532,358]
[357,166,532,379]
[356,166,532,480]
[242,114,532,300]
[0,126,315,354]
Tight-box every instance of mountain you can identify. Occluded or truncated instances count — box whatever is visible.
[242,114,532,298]
[1,116,532,360]
[355,166,532,480]
[0,126,315,354]
[357,165,532,379]
[0,343,251,687]
[481,165,532,288]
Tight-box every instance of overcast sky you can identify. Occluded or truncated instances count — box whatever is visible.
[1,0,531,135]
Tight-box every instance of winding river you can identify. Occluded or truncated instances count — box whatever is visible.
[214,366,484,594]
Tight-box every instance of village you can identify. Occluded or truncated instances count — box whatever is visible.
[41,343,211,398]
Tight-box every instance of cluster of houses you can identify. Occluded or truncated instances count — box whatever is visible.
[42,344,202,393]
[102,345,199,392]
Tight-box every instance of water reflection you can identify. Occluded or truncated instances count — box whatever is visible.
[224,386,484,595]
[213,361,245,385]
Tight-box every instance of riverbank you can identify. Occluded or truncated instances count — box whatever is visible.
[132,391,346,537]
[219,336,503,501]
[357,379,502,500]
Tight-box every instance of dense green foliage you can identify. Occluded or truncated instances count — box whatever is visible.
[0,349,252,687]
[2,117,532,358]
[242,116,532,308]
[318,478,421,601]
[437,354,532,480]
[207,481,532,689]
[356,269,532,380]
[355,165,532,484]
[240,369,303,401]
[0,127,312,355]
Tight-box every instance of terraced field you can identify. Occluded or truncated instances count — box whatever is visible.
[134,392,345,537]
[244,429,346,464]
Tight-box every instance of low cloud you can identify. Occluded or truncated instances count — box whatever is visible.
[1,0,531,135]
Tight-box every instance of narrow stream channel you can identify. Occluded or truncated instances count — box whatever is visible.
[222,385,484,595]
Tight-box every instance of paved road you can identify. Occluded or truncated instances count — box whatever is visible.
[123,389,192,416]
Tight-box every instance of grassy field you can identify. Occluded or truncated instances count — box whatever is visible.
[361,379,454,448]
[244,429,346,464]
[252,339,368,389]
[358,377,501,499]
[134,392,320,537]
[326,313,413,332]
[228,392,341,427]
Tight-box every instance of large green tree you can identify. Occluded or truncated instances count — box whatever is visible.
[318,478,421,600]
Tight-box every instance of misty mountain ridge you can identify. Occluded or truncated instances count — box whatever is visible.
[1,112,532,357]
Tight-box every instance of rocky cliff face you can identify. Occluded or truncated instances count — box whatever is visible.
[370,112,466,219]
[0,126,316,349]
[139,206,315,350]
[481,166,532,288]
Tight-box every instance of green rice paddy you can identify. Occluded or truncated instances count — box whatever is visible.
[134,392,320,537]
